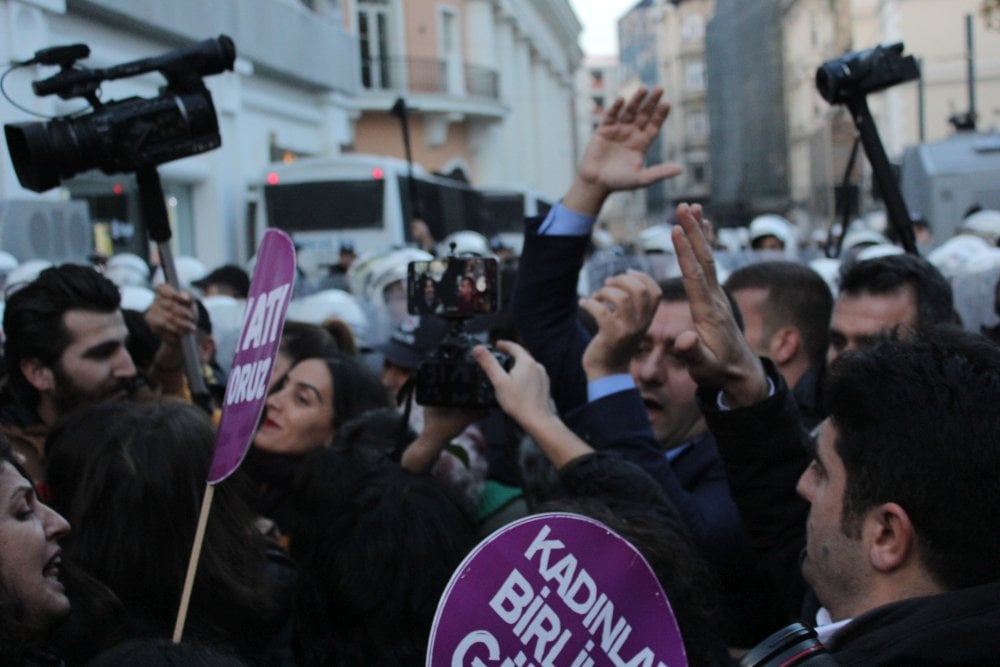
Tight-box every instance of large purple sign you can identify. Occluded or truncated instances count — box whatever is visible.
[427,513,687,667]
[208,229,295,484]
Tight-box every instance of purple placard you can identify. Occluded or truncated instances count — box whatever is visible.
[207,229,296,484]
[427,513,687,667]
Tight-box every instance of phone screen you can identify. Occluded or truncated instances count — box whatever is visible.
[407,256,500,317]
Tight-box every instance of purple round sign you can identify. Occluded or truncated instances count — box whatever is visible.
[427,512,687,667]
[208,229,296,483]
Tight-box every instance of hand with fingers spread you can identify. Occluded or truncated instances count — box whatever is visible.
[563,86,683,216]
[580,269,662,381]
[473,341,591,469]
[670,203,770,407]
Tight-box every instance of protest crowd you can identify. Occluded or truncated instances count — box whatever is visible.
[2,86,1000,667]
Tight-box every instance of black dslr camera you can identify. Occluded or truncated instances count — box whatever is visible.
[815,42,919,105]
[407,253,511,408]
[4,35,235,193]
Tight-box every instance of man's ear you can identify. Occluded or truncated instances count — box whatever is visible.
[865,502,915,573]
[768,326,801,365]
[20,358,55,393]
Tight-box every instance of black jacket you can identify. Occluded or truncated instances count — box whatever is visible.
[828,580,1000,665]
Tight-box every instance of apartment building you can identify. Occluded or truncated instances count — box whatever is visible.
[0,0,583,266]
[343,0,582,199]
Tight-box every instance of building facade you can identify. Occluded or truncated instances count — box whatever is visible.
[342,0,582,200]
[0,0,582,267]
[658,0,714,208]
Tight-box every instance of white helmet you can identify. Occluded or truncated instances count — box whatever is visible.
[104,253,150,288]
[363,248,434,304]
[638,224,675,254]
[152,255,207,289]
[960,209,1000,246]
[4,259,54,296]
[927,234,992,277]
[286,289,370,347]
[841,229,887,251]
[119,284,156,311]
[439,230,491,257]
[749,214,792,248]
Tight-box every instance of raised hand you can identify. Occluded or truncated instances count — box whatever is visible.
[580,269,661,380]
[564,87,682,215]
[671,203,770,406]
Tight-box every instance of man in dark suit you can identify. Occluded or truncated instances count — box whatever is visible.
[512,86,785,647]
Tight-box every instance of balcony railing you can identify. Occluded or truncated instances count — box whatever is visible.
[361,56,499,100]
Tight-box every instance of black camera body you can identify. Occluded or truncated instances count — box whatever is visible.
[415,330,511,408]
[4,36,235,193]
[407,253,508,408]
[816,42,919,105]
[739,623,839,667]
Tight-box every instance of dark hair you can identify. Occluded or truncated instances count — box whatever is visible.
[0,437,37,663]
[320,318,357,356]
[43,400,276,656]
[825,326,1000,590]
[86,638,248,667]
[291,449,475,665]
[311,354,391,433]
[279,320,340,364]
[724,261,833,368]
[838,254,955,329]
[658,277,745,332]
[3,264,122,407]
[332,407,414,465]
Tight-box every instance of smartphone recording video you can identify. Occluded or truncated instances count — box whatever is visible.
[407,256,500,318]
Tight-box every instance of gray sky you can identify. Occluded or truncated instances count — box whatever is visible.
[569,0,636,57]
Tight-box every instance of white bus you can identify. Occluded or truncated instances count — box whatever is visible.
[248,153,551,264]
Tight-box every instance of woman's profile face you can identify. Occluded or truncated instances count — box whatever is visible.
[254,358,335,455]
[0,461,71,633]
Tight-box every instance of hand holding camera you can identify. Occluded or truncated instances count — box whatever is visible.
[406,253,511,408]
[473,340,591,470]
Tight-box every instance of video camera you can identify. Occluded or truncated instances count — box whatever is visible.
[406,251,511,408]
[4,35,235,193]
[815,42,919,105]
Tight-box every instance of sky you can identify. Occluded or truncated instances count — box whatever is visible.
[568,0,638,57]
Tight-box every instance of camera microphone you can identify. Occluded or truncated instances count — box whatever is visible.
[25,44,90,68]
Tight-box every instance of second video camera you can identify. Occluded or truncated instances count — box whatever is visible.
[815,42,919,105]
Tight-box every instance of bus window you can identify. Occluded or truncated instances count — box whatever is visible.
[264,180,385,232]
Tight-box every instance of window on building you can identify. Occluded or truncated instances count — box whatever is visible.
[593,95,605,111]
[359,0,392,89]
[686,111,708,137]
[690,162,707,184]
[591,69,604,88]
[685,61,705,91]
[681,15,704,43]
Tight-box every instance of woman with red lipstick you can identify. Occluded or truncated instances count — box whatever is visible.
[243,353,391,537]
[0,437,71,665]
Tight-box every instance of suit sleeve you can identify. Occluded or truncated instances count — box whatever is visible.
[511,220,592,413]
[697,359,811,618]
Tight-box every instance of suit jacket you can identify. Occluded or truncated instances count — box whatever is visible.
[513,220,786,645]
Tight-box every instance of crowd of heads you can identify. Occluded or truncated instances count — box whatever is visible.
[0,87,999,665]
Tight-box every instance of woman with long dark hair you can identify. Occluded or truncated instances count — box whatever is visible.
[0,436,71,665]
[44,400,283,662]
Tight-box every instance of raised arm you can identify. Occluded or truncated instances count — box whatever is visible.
[512,87,681,414]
